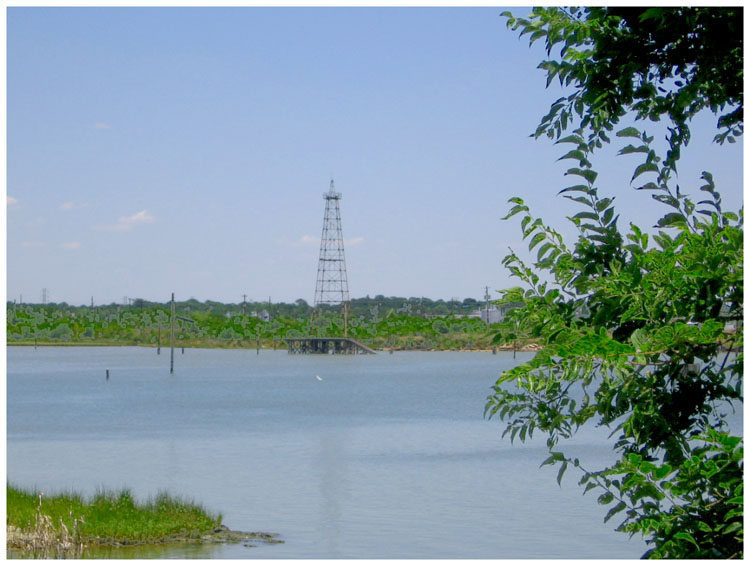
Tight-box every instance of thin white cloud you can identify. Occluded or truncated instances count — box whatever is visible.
[95,209,156,231]
[22,241,44,248]
[92,122,111,130]
[7,196,18,206]
[284,235,318,247]
[346,237,365,247]
[119,210,155,225]
[60,242,81,249]
[60,201,90,211]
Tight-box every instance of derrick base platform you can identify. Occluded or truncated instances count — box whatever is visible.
[286,337,376,355]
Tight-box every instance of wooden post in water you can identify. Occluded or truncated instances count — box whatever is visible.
[170,292,175,374]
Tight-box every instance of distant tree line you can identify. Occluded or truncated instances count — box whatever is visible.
[6,295,506,351]
[9,295,488,320]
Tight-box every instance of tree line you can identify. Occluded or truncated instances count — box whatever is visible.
[6,296,504,351]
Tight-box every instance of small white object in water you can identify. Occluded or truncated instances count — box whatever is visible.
[316,375,323,381]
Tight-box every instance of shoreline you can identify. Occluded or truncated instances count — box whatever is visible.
[5,485,284,559]
[6,524,283,558]
[6,341,541,352]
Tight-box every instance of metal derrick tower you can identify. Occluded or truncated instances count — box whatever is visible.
[314,180,350,309]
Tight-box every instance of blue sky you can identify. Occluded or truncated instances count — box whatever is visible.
[5,6,744,306]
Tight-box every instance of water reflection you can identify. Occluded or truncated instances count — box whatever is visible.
[317,427,349,555]
[84,542,233,559]
[8,542,227,560]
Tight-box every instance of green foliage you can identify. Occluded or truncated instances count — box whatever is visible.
[502,7,743,171]
[488,7,743,559]
[6,301,501,351]
[6,484,222,544]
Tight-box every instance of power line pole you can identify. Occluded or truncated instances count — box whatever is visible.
[170,292,175,374]
[484,286,491,328]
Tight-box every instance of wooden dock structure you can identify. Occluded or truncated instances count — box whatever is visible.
[286,337,376,355]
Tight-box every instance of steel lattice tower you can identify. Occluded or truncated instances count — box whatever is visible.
[314,180,350,307]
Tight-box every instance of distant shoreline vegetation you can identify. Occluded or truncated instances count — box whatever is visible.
[7,297,525,351]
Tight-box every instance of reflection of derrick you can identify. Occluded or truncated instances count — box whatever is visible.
[312,180,350,335]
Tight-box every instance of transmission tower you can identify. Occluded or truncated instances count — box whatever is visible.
[313,180,350,332]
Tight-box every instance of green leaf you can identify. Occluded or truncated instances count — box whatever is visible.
[558,149,587,163]
[583,481,598,495]
[556,134,585,146]
[627,453,643,466]
[635,182,661,191]
[528,231,546,251]
[618,144,649,155]
[503,204,529,220]
[572,211,599,222]
[616,126,643,139]
[565,167,598,184]
[537,242,554,261]
[722,522,742,535]
[603,501,626,523]
[631,162,659,182]
[541,452,565,467]
[673,532,699,548]
[595,198,613,212]
[597,492,614,505]
[652,193,680,209]
[653,464,672,480]
[564,195,594,207]
[559,184,594,196]
[656,213,687,228]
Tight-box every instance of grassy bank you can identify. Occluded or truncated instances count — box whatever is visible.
[7,485,223,558]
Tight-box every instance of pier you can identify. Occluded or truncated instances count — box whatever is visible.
[286,337,376,355]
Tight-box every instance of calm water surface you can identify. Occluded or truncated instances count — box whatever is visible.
[7,346,650,558]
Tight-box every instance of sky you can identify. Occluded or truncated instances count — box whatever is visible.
[5,5,744,306]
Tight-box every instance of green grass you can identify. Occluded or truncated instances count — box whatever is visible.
[7,484,223,545]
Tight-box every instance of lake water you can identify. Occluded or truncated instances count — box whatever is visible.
[7,346,651,559]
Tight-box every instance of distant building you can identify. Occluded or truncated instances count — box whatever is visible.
[474,302,523,324]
